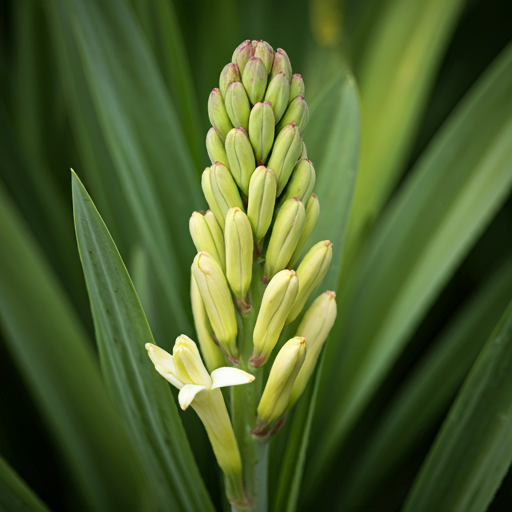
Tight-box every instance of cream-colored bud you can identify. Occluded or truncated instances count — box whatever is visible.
[219,63,241,99]
[206,127,229,167]
[192,252,238,361]
[277,95,309,135]
[251,270,299,367]
[189,211,226,272]
[232,40,254,75]
[290,194,320,267]
[248,101,275,165]
[279,158,316,204]
[265,197,305,281]
[247,167,277,242]
[225,208,253,307]
[253,40,274,74]
[225,82,251,130]
[225,127,256,195]
[270,49,292,83]
[264,71,290,123]
[208,88,233,140]
[242,57,268,105]
[290,74,305,101]
[172,335,212,388]
[287,240,333,324]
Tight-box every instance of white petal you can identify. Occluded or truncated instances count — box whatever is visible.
[146,343,183,389]
[178,384,207,410]
[211,367,255,390]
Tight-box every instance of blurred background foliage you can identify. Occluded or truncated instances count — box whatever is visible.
[0,0,511,511]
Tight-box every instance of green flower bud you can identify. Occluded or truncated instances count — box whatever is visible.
[191,275,226,372]
[300,139,308,159]
[248,101,275,165]
[247,166,277,242]
[289,291,337,407]
[206,127,229,167]
[277,95,309,135]
[290,73,305,100]
[189,210,226,271]
[290,193,320,267]
[219,63,241,99]
[264,72,291,124]
[192,252,239,361]
[267,123,302,196]
[287,240,333,324]
[225,82,251,130]
[250,269,299,367]
[279,158,316,204]
[252,40,274,74]
[242,57,268,105]
[265,197,305,280]
[270,48,292,83]
[254,336,306,436]
[225,208,253,309]
[225,127,256,195]
[232,40,254,75]
[208,88,233,140]
[201,163,244,229]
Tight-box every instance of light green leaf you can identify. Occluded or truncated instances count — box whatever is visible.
[71,173,215,512]
[0,456,51,512]
[338,260,512,510]
[0,183,147,512]
[313,41,512,478]
[403,300,512,512]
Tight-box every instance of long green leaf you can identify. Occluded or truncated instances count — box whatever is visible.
[0,183,147,511]
[313,41,512,479]
[71,173,215,512]
[403,300,512,512]
[0,456,51,512]
[338,260,512,510]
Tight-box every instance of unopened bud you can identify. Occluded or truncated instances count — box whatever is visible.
[300,140,308,159]
[225,128,256,195]
[247,167,277,242]
[219,63,241,99]
[192,252,239,361]
[173,335,212,387]
[290,74,305,101]
[251,270,299,367]
[290,193,320,266]
[202,163,244,229]
[264,72,291,124]
[191,275,226,372]
[255,337,306,435]
[289,292,337,406]
[225,82,251,130]
[267,123,302,196]
[206,127,229,167]
[277,95,309,135]
[270,49,292,83]
[242,57,268,105]
[279,159,316,204]
[225,208,253,308]
[265,198,305,280]
[252,40,274,74]
[232,40,254,75]
[208,88,233,140]
[189,211,226,271]
[287,240,333,324]
[248,101,275,165]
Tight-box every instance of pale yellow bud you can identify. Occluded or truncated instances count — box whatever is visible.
[247,166,277,242]
[189,211,226,272]
[290,193,320,267]
[172,335,212,387]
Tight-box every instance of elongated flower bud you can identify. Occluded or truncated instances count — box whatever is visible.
[279,159,316,204]
[287,240,333,324]
[219,63,241,99]
[232,40,254,75]
[206,127,229,167]
[253,40,274,74]
[242,57,268,105]
[265,198,305,280]
[248,101,275,165]
[270,48,292,82]
[267,123,302,196]
[254,336,306,435]
[202,163,244,229]
[173,334,212,387]
[289,292,337,407]
[290,74,305,100]
[225,127,256,195]
[189,210,226,271]
[251,270,299,367]
[225,208,253,308]
[290,193,320,267]
[208,88,233,140]
[264,72,291,124]
[191,275,225,372]
[300,139,308,159]
[277,95,309,135]
[247,167,277,242]
[225,82,250,130]
[192,252,238,361]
